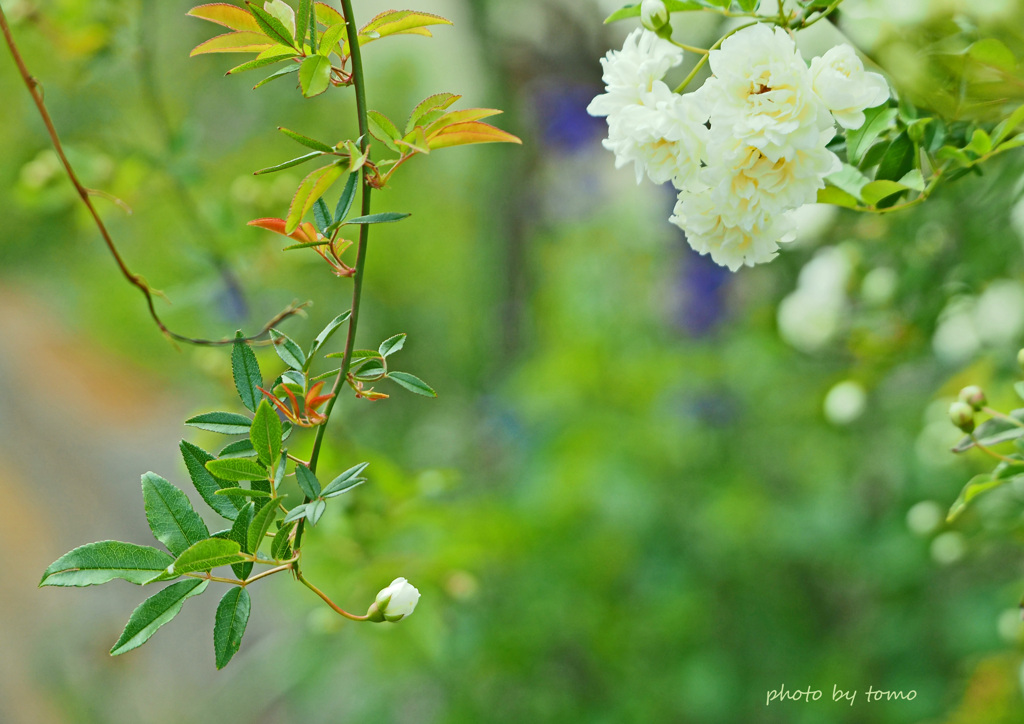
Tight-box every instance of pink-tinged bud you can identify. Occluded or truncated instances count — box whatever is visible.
[949,401,975,433]
[958,385,987,411]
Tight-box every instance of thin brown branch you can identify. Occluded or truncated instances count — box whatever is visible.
[1,6,305,346]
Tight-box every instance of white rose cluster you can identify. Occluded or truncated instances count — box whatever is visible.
[587,25,890,271]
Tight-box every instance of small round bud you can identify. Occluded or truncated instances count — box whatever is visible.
[949,401,976,433]
[366,577,420,623]
[958,385,987,411]
[640,0,669,31]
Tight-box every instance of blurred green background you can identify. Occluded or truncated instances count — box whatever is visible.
[5,0,1024,722]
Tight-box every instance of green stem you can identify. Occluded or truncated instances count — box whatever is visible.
[296,571,370,621]
[673,22,757,94]
[971,434,1020,464]
[293,0,372,570]
[798,0,845,29]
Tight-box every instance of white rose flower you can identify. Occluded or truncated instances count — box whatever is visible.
[809,45,890,129]
[671,188,797,271]
[602,85,709,187]
[370,577,421,622]
[702,24,833,161]
[586,28,683,118]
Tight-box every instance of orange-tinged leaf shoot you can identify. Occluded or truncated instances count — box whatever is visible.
[191,31,275,56]
[428,121,522,150]
[187,3,263,33]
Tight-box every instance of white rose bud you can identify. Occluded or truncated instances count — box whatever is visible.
[640,0,669,32]
[809,45,890,130]
[367,577,421,623]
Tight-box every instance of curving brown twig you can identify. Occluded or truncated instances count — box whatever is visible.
[0,6,306,346]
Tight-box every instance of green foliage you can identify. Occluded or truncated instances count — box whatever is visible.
[142,472,211,556]
[40,542,175,587]
[110,579,209,656]
[214,588,251,669]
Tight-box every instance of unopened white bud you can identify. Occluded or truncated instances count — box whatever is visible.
[367,577,420,623]
[640,0,669,32]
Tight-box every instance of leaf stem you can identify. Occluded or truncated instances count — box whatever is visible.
[293,0,373,568]
[984,407,1024,428]
[296,571,370,621]
[0,5,307,346]
[673,22,756,94]
[970,434,1020,464]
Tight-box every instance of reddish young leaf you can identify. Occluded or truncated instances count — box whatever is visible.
[247,218,318,244]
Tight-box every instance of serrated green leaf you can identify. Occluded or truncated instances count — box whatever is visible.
[232,334,263,413]
[825,164,870,201]
[308,312,352,358]
[206,458,269,482]
[295,0,313,44]
[271,521,296,559]
[947,473,1006,522]
[846,105,897,165]
[283,504,309,524]
[110,579,208,656]
[180,441,243,519]
[993,105,1024,146]
[187,4,262,33]
[816,185,860,209]
[406,93,460,134]
[270,329,307,371]
[299,54,332,98]
[321,462,369,497]
[142,472,210,557]
[218,439,257,458]
[156,538,244,582]
[215,487,273,498]
[388,371,437,397]
[229,502,256,575]
[190,31,275,56]
[306,498,327,526]
[378,333,406,358]
[247,499,281,554]
[245,1,298,48]
[185,412,252,435]
[41,542,174,587]
[367,110,401,152]
[214,587,251,669]
[860,179,908,207]
[278,127,335,153]
[875,132,915,187]
[250,399,282,467]
[253,63,301,90]
[952,409,1024,452]
[331,173,359,226]
[318,22,347,56]
[287,164,344,233]
[345,212,410,225]
[295,465,322,498]
[313,198,332,233]
[254,150,323,176]
[964,128,993,157]
[226,48,299,75]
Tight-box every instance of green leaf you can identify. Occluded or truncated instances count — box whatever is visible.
[947,473,1007,522]
[245,1,298,48]
[968,38,1017,72]
[295,0,313,44]
[41,542,175,587]
[254,150,323,176]
[378,333,406,358]
[345,212,411,225]
[190,31,275,56]
[318,22,347,56]
[232,333,263,413]
[388,371,437,397]
[315,1,345,28]
[157,538,244,581]
[142,472,210,557]
[964,128,993,157]
[299,54,332,98]
[214,588,251,669]
[860,179,909,207]
[309,311,352,358]
[251,478,273,513]
[206,458,269,482]
[218,439,257,458]
[367,110,401,153]
[250,399,283,467]
[226,48,299,75]
[993,105,1024,146]
[228,501,256,580]
[874,131,914,184]
[321,462,369,498]
[110,579,208,656]
[313,198,332,233]
[185,412,252,435]
[306,498,327,526]
[180,441,243,519]
[287,163,344,233]
[407,92,461,134]
[295,464,322,498]
[187,4,263,33]
[271,521,296,559]
[214,487,273,498]
[952,409,1024,452]
[824,164,870,201]
[1014,381,1024,401]
[283,504,309,524]
[816,185,860,209]
[247,498,281,555]
[270,329,307,371]
[332,173,359,225]
[350,9,452,52]
[279,127,335,153]
[846,105,897,165]
[253,63,301,90]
